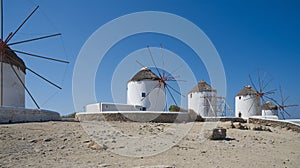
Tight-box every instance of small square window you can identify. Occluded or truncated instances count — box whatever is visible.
[239,96,241,100]
[142,107,146,111]
[142,92,146,97]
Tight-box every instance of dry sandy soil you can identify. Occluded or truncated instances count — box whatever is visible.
[0,120,299,168]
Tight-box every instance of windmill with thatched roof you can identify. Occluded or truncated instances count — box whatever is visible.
[188,80,217,117]
[127,67,166,111]
[0,1,68,109]
[261,101,278,118]
[235,85,261,118]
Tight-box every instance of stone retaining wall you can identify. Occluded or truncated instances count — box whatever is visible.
[249,117,300,133]
[75,112,247,123]
[0,107,61,124]
[76,112,194,123]
[203,117,246,123]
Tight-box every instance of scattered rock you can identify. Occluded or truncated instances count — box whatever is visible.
[59,145,66,149]
[233,122,241,129]
[209,128,226,140]
[252,125,272,132]
[87,141,108,151]
[99,163,111,167]
[83,140,91,143]
[222,121,234,129]
[232,122,248,130]
[18,137,26,140]
[44,138,53,142]
[173,144,179,148]
[29,139,38,143]
[34,148,41,153]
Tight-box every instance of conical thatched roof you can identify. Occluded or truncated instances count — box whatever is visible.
[262,101,278,110]
[0,46,26,73]
[236,85,257,97]
[128,67,160,82]
[189,80,216,93]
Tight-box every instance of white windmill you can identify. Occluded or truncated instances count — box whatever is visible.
[127,45,184,111]
[0,1,68,123]
[188,80,217,117]
[235,71,277,119]
[261,101,278,119]
[127,67,166,111]
[0,1,68,109]
[235,85,260,118]
[267,86,298,120]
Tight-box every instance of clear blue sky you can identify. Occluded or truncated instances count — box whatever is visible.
[3,0,300,119]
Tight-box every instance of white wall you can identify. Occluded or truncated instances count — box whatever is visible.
[100,103,143,111]
[85,102,143,112]
[0,63,25,107]
[188,91,217,117]
[235,95,260,119]
[85,103,101,112]
[0,106,60,123]
[127,80,165,111]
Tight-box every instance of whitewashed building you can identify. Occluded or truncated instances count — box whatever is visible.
[262,101,278,119]
[188,80,217,117]
[235,85,260,119]
[85,102,143,112]
[127,67,165,111]
[0,47,25,107]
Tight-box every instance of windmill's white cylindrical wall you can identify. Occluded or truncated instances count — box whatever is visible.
[235,85,261,119]
[127,80,165,111]
[188,80,217,117]
[0,63,25,107]
[127,67,165,111]
[188,91,217,117]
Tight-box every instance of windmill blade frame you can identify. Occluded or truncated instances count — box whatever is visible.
[166,86,177,106]
[166,83,185,98]
[26,67,62,90]
[3,49,62,90]
[13,50,69,64]
[147,46,162,77]
[8,33,61,46]
[0,1,68,109]
[7,5,40,42]
[142,45,187,111]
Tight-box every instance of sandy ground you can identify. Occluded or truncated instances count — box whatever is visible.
[0,120,299,168]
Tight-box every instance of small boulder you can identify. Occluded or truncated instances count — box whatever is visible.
[210,128,226,140]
